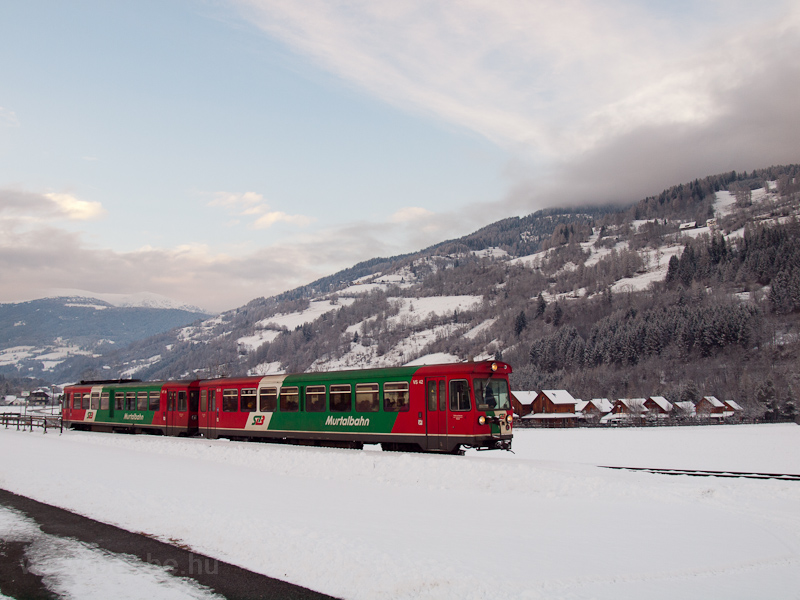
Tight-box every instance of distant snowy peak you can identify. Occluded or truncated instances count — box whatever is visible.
[50,290,209,314]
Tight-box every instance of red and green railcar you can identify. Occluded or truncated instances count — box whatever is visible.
[63,361,513,453]
[62,379,199,436]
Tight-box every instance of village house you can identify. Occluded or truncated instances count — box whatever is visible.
[511,390,536,419]
[577,398,613,422]
[696,396,727,418]
[522,390,578,427]
[723,400,745,421]
[602,398,649,424]
[644,396,673,418]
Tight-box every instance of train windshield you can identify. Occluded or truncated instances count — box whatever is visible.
[474,378,511,411]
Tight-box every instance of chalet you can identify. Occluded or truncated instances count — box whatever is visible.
[601,398,648,424]
[577,398,613,421]
[696,396,726,418]
[511,390,536,418]
[522,390,578,428]
[644,396,673,417]
[723,400,745,421]
[679,221,697,231]
[29,390,52,405]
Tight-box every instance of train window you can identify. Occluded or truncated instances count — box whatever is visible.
[126,392,137,410]
[330,385,351,412]
[149,391,160,411]
[82,393,90,410]
[474,378,511,411]
[222,389,238,412]
[449,380,471,412]
[355,383,380,412]
[72,393,81,409]
[100,392,109,410]
[114,392,123,410]
[306,386,326,412]
[427,381,437,411]
[168,391,176,411]
[137,391,148,411]
[209,390,217,412]
[90,392,100,410]
[189,391,199,412]
[178,391,188,412]
[200,390,207,412]
[241,388,257,412]
[259,388,277,412]
[384,382,410,412]
[439,381,446,412]
[280,387,299,412]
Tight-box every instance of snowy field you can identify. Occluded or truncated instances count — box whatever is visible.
[1,424,799,599]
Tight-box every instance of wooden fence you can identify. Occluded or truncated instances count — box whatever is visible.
[0,413,62,433]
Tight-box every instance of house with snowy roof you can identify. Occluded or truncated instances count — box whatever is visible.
[577,398,613,422]
[601,398,648,424]
[511,390,537,418]
[696,396,726,418]
[723,400,744,421]
[522,390,578,427]
[644,396,673,417]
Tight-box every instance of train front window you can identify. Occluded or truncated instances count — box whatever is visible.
[474,378,511,411]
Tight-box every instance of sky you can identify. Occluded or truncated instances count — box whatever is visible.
[1,0,799,313]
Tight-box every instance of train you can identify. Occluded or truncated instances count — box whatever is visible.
[62,361,514,454]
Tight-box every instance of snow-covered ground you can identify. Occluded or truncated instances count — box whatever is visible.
[1,424,798,599]
[0,506,222,599]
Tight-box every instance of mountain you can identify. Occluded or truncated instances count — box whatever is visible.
[0,297,210,381]
[11,165,800,419]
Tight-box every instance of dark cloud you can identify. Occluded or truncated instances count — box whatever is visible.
[505,35,800,212]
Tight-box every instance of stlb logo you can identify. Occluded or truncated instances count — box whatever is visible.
[252,415,265,426]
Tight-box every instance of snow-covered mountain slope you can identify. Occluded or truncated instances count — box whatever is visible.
[0,297,210,381]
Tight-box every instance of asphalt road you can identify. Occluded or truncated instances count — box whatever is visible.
[0,488,339,600]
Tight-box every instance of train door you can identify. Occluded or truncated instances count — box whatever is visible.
[425,378,448,451]
[166,390,177,436]
[200,388,218,439]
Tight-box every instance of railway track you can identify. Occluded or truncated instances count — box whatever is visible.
[600,465,800,481]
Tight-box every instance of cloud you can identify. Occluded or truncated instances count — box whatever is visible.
[234,0,800,162]
[0,189,106,222]
[43,193,106,221]
[209,191,313,229]
[390,206,434,223]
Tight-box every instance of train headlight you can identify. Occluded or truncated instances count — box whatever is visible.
[491,362,498,372]
[506,414,513,425]
[478,415,486,426]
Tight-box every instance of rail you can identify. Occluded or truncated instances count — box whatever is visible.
[0,413,62,434]
[600,465,800,482]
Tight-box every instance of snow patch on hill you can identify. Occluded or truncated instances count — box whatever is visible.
[51,290,208,313]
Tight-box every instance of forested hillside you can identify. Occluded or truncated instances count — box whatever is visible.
[61,165,800,418]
